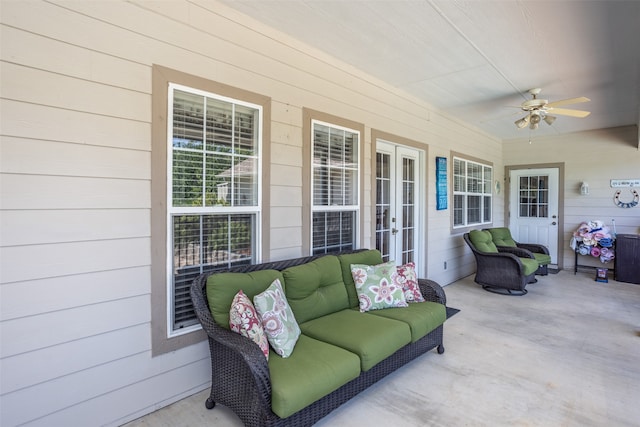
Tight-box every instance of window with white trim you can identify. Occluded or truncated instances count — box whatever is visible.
[311,120,359,254]
[453,156,492,228]
[168,84,261,334]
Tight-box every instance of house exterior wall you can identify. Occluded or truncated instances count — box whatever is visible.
[0,1,503,425]
[503,125,640,271]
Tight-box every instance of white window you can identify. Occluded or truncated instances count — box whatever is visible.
[311,120,359,254]
[167,84,261,334]
[453,156,492,228]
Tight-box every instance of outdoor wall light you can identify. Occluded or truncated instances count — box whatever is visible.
[580,181,590,196]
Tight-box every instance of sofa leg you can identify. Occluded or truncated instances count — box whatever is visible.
[205,397,216,410]
[437,344,445,354]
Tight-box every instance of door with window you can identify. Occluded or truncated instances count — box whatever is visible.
[376,141,423,272]
[509,168,559,265]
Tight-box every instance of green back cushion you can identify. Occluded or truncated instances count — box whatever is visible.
[206,269,284,328]
[282,255,349,324]
[469,230,498,253]
[487,227,517,247]
[337,250,384,307]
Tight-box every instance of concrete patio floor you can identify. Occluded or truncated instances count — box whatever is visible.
[124,269,640,426]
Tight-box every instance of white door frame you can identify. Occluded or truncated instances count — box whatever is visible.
[505,163,565,269]
[375,140,426,276]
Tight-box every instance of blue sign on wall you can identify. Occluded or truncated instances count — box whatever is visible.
[436,156,448,210]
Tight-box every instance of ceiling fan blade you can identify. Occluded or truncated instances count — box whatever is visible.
[546,96,590,108]
[546,107,591,118]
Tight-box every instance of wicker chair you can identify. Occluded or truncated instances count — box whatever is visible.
[484,227,552,275]
[463,230,539,295]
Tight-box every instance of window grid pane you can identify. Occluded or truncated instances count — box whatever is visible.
[312,121,359,253]
[452,157,492,228]
[169,85,260,332]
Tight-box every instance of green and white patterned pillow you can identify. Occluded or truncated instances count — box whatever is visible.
[351,261,408,312]
[253,278,301,358]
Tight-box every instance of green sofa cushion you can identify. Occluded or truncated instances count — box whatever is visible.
[282,255,350,324]
[365,301,446,342]
[519,257,540,276]
[469,230,498,253]
[268,334,361,419]
[337,250,384,308]
[206,270,284,328]
[300,309,411,371]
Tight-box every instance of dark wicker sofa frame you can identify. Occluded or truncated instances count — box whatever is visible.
[191,250,447,427]
[463,233,537,295]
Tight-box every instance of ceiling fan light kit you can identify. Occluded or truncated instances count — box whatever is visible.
[514,88,591,130]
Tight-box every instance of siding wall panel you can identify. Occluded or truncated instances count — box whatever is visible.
[0,0,512,425]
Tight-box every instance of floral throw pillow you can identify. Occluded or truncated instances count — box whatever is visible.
[253,279,301,358]
[229,290,270,360]
[351,261,408,312]
[395,262,425,303]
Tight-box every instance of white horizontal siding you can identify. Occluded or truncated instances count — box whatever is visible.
[0,0,514,426]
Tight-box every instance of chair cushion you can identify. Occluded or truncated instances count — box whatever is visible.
[469,230,499,253]
[365,301,446,342]
[337,250,384,307]
[300,309,411,371]
[487,227,517,247]
[519,257,540,276]
[282,255,349,324]
[533,252,552,265]
[268,334,361,418]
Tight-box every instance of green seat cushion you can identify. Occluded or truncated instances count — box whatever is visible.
[206,270,284,328]
[282,255,349,324]
[533,252,552,265]
[300,309,411,371]
[468,230,498,253]
[337,250,384,307]
[268,334,361,418]
[486,227,517,247]
[365,301,446,342]
[519,257,540,276]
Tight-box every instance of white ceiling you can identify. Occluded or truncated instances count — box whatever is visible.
[222,0,640,141]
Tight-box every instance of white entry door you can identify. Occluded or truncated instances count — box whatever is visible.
[375,141,424,272]
[509,168,559,265]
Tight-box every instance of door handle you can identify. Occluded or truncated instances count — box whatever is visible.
[552,222,557,225]
[391,228,399,235]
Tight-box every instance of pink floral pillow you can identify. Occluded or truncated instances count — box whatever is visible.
[253,279,301,358]
[351,261,408,312]
[229,290,270,360]
[395,262,425,303]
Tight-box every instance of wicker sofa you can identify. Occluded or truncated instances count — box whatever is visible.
[191,249,448,427]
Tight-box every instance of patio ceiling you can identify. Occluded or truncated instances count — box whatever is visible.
[220,0,640,143]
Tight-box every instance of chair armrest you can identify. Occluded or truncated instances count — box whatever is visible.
[516,242,550,255]
[191,274,272,400]
[418,278,447,306]
[496,245,534,259]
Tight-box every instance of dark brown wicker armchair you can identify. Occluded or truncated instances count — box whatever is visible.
[463,230,539,295]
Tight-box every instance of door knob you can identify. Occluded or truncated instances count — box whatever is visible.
[552,222,557,225]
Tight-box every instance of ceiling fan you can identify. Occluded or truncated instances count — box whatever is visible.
[514,88,590,130]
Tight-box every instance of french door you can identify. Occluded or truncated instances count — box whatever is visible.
[375,141,424,273]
